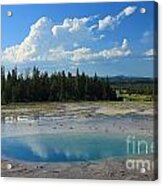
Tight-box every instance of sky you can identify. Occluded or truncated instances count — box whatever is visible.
[1,2,158,77]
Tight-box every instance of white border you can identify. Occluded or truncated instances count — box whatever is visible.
[1,0,162,186]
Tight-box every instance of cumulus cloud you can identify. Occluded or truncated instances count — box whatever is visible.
[46,38,131,65]
[51,17,99,48]
[2,11,133,64]
[2,17,54,63]
[71,39,131,63]
[2,16,100,63]
[98,16,114,30]
[98,6,137,30]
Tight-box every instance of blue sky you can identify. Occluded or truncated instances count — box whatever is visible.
[1,2,157,77]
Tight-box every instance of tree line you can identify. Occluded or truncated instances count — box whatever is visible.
[1,66,118,104]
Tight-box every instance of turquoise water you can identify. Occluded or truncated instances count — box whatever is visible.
[1,113,154,163]
[1,133,153,162]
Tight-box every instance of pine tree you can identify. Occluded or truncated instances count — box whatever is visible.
[1,66,118,103]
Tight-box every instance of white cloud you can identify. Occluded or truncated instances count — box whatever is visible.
[99,15,114,30]
[2,17,54,63]
[144,49,156,57]
[52,17,89,34]
[143,49,157,61]
[2,13,132,64]
[100,39,131,58]
[123,6,137,16]
[2,16,100,63]
[51,17,99,49]
[70,38,131,64]
[98,6,137,30]
[71,47,92,62]
[43,38,131,65]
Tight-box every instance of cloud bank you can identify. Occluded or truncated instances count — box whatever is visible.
[2,6,136,65]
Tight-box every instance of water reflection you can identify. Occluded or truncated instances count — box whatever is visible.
[2,133,129,162]
[1,113,154,162]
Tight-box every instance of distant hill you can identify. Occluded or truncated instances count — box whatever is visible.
[106,76,156,98]
[109,76,153,84]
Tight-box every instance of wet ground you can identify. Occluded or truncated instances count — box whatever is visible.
[1,101,157,180]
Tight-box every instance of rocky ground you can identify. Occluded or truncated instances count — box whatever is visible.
[1,101,157,180]
[1,156,157,180]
